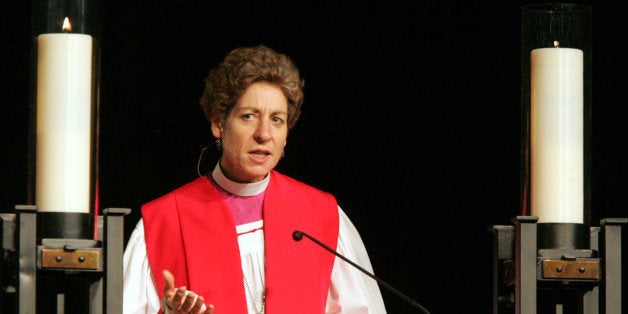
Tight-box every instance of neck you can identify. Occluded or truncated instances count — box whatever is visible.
[211,162,269,196]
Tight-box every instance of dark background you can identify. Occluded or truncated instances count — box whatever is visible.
[2,1,626,313]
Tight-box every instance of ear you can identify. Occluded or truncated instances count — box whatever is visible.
[210,117,223,138]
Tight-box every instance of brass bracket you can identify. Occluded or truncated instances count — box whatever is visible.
[40,248,101,270]
[542,259,600,280]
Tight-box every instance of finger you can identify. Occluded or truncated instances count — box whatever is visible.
[162,270,176,297]
[181,291,197,312]
[191,295,205,313]
[205,303,214,313]
[171,287,188,310]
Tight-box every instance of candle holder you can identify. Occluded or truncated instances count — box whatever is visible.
[30,0,102,240]
[0,0,130,314]
[491,3,627,313]
[0,1,131,313]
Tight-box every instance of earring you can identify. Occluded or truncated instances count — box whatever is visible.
[215,138,222,150]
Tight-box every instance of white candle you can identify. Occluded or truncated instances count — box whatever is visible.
[530,46,583,223]
[36,30,93,213]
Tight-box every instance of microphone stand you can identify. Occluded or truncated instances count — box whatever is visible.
[293,230,430,314]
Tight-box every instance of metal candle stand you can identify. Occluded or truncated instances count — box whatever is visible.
[497,3,628,312]
[1,206,129,313]
[492,216,626,313]
[0,1,133,312]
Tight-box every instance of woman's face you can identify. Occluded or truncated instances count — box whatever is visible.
[211,81,289,183]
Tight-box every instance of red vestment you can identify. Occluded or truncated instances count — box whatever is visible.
[142,171,339,313]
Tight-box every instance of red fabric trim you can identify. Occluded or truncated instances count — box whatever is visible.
[143,177,247,313]
[264,172,339,313]
[142,171,339,313]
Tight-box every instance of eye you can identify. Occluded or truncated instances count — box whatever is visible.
[242,113,256,120]
[272,116,285,124]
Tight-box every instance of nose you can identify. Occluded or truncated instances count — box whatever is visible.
[254,119,272,143]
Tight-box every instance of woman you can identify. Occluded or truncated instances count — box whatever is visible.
[122,45,386,313]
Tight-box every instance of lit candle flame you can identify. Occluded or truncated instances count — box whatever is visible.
[553,40,560,48]
[62,17,72,32]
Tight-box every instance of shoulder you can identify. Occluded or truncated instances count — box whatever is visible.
[142,177,213,213]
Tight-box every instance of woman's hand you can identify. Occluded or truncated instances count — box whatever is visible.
[162,270,214,313]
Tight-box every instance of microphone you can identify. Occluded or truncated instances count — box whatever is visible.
[292,230,430,313]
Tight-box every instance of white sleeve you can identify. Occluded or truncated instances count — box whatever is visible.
[326,207,387,314]
[123,219,162,314]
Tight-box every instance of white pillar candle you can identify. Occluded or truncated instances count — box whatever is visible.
[530,46,583,223]
[36,32,93,213]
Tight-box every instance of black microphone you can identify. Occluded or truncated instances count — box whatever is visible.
[292,230,430,313]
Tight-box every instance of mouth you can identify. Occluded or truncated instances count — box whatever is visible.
[250,149,271,158]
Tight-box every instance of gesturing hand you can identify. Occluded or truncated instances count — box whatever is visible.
[162,270,213,313]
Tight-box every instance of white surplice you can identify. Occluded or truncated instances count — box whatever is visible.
[122,166,386,314]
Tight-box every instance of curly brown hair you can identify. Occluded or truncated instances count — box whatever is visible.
[199,45,304,130]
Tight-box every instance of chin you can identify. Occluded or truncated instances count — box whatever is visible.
[242,166,271,181]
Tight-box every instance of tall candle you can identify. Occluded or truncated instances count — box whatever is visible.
[36,25,93,213]
[530,46,583,223]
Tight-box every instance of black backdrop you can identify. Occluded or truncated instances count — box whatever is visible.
[2,1,626,313]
